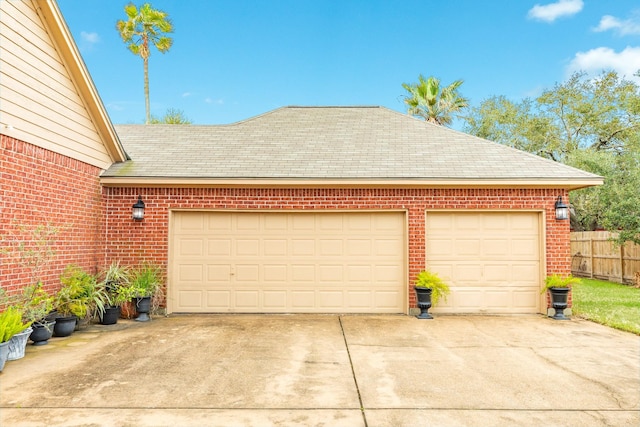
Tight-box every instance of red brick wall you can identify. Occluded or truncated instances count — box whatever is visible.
[1,135,104,296]
[103,187,572,310]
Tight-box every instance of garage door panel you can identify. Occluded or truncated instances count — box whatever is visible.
[457,240,481,256]
[178,264,203,282]
[427,212,541,314]
[347,239,372,256]
[511,238,538,257]
[291,291,314,308]
[513,290,538,309]
[483,214,507,230]
[263,264,287,282]
[347,265,371,281]
[375,265,402,283]
[208,239,231,256]
[264,239,287,256]
[264,214,287,230]
[178,213,205,232]
[483,264,509,282]
[319,291,343,307]
[263,291,287,308]
[235,291,259,307]
[319,265,343,282]
[236,239,259,256]
[292,239,315,256]
[483,239,509,256]
[320,215,344,230]
[292,265,315,282]
[178,239,204,256]
[170,211,405,313]
[237,214,260,230]
[208,213,232,230]
[485,291,510,308]
[178,291,204,309]
[376,239,401,256]
[511,214,537,230]
[208,265,231,282]
[319,239,343,255]
[347,291,371,308]
[235,265,259,282]
[426,239,453,257]
[376,291,402,308]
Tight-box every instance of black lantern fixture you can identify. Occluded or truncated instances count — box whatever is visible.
[554,196,569,220]
[132,196,145,221]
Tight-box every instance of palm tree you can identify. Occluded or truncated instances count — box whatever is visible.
[116,3,173,124]
[402,75,468,126]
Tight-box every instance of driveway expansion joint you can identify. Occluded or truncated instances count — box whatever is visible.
[339,315,368,427]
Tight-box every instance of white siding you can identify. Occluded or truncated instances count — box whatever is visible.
[0,0,113,168]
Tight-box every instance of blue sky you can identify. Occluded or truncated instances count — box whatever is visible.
[57,0,640,127]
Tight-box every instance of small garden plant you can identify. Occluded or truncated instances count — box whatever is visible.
[414,270,450,306]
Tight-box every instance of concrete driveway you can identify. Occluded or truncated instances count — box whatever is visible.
[1,314,638,427]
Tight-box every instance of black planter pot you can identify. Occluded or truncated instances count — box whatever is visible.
[100,306,120,325]
[30,321,56,346]
[134,297,151,322]
[414,287,434,319]
[53,315,77,337]
[549,287,570,320]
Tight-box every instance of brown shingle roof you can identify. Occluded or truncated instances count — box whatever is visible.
[103,106,602,187]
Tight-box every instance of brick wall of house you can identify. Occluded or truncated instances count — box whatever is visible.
[103,186,572,310]
[0,135,104,296]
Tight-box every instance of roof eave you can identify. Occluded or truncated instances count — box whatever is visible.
[99,177,604,190]
[37,0,127,163]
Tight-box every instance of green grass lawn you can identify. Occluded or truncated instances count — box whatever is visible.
[572,278,640,335]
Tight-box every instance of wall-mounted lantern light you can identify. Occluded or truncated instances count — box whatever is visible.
[555,196,569,221]
[132,196,145,221]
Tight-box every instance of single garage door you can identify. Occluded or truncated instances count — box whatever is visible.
[426,211,542,314]
[169,211,406,313]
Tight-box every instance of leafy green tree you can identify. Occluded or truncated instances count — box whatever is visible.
[463,71,640,244]
[149,108,192,124]
[116,3,173,124]
[402,75,469,126]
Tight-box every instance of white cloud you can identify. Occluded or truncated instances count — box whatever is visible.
[182,92,192,98]
[205,98,224,105]
[593,14,640,36]
[567,46,640,82]
[80,31,100,44]
[528,0,583,23]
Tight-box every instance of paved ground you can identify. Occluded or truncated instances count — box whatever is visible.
[0,314,638,427]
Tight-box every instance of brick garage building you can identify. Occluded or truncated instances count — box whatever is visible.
[2,1,602,316]
[101,107,602,315]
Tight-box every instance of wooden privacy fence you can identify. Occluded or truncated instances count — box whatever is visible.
[571,231,640,285]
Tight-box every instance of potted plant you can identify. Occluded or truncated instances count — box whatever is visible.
[541,274,581,320]
[0,307,32,372]
[414,270,450,319]
[7,283,55,353]
[128,263,163,322]
[98,262,131,325]
[54,265,109,336]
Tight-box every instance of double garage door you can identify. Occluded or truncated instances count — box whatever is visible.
[169,211,406,313]
[169,211,542,314]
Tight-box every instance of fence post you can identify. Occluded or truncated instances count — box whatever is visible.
[620,244,625,283]
[590,236,594,279]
